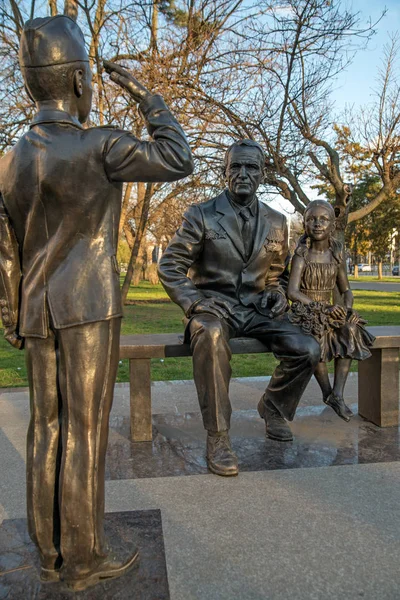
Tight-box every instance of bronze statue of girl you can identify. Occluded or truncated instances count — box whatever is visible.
[288,200,375,421]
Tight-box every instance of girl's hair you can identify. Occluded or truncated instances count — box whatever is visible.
[295,200,343,264]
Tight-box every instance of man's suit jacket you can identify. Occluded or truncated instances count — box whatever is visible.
[158,191,288,315]
[0,95,193,338]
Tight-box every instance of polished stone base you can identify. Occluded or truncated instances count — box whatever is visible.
[0,511,169,599]
[2,377,400,600]
[105,405,400,480]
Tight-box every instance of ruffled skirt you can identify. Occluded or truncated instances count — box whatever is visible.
[320,320,376,362]
[288,302,375,362]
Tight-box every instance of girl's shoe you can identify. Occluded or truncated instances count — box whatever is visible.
[324,393,353,422]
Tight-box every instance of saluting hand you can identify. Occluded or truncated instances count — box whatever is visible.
[103,60,152,104]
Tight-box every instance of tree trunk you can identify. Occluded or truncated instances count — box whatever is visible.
[378,260,383,280]
[332,186,353,304]
[352,247,358,279]
[132,260,143,286]
[63,0,78,20]
[123,223,135,250]
[10,0,23,35]
[121,183,154,304]
[86,0,106,125]
[333,185,353,241]
[49,0,57,16]
[151,0,158,53]
[119,183,133,238]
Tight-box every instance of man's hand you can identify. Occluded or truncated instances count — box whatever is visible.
[4,326,24,350]
[103,60,152,104]
[191,298,234,321]
[260,290,287,318]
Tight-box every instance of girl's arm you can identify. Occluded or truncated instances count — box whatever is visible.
[336,262,353,309]
[287,255,312,304]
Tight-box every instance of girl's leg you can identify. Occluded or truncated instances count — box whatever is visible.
[313,362,332,401]
[332,357,352,398]
[325,357,353,421]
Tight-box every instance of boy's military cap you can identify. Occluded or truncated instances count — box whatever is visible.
[19,15,88,68]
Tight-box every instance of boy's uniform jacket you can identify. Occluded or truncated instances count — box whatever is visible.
[0,95,193,338]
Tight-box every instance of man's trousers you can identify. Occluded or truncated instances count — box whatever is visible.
[187,306,320,432]
[24,317,121,579]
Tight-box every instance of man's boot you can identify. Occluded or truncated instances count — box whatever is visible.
[206,430,239,477]
[257,394,293,442]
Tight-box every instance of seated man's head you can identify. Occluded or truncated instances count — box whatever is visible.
[19,16,92,123]
[224,140,266,204]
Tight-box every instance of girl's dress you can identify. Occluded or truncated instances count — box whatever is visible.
[289,250,375,362]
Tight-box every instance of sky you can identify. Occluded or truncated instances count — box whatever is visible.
[332,0,400,113]
[271,0,399,216]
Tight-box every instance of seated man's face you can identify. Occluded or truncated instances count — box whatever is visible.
[225,146,264,202]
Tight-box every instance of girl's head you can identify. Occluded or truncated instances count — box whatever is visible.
[296,200,343,263]
[303,200,335,242]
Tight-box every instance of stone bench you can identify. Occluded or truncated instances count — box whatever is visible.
[119,325,400,442]
[357,326,400,428]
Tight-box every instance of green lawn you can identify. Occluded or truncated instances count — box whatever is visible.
[1,283,399,388]
[123,279,171,302]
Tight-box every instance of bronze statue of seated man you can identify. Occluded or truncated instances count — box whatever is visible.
[158,140,321,477]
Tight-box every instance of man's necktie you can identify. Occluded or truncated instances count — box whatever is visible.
[239,208,252,261]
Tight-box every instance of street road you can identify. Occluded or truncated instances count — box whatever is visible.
[351,281,400,292]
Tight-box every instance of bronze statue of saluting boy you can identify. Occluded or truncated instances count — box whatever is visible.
[0,10,193,591]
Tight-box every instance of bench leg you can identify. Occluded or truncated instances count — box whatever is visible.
[129,358,152,442]
[358,348,399,427]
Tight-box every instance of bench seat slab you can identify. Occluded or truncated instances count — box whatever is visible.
[120,327,400,442]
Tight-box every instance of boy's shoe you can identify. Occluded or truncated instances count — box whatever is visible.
[40,555,62,583]
[40,567,61,583]
[64,549,139,592]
